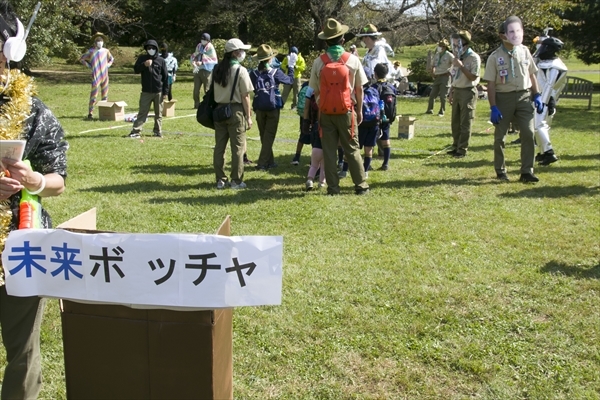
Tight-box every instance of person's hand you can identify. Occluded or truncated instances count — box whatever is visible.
[548,97,556,116]
[533,93,544,114]
[144,59,152,67]
[452,58,463,68]
[172,74,176,83]
[0,158,39,199]
[288,53,298,67]
[490,105,503,125]
[301,119,311,136]
[356,110,363,126]
[163,95,168,102]
[246,117,253,131]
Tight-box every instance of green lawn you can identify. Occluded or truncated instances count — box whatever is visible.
[1,70,599,399]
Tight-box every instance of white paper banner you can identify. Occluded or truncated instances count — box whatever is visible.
[1,230,283,308]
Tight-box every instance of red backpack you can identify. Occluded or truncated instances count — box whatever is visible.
[318,52,352,115]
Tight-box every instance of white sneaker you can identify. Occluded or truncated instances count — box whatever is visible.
[365,171,369,179]
[305,179,314,191]
[216,180,226,190]
[338,170,347,178]
[318,182,326,188]
[230,181,247,189]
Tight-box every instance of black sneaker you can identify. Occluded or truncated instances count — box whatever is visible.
[127,132,141,138]
[425,110,433,114]
[453,152,465,158]
[539,152,558,166]
[379,164,389,171]
[355,187,370,195]
[267,162,278,169]
[446,149,457,155]
[254,165,267,171]
[519,173,539,183]
[153,132,162,138]
[510,138,521,145]
[86,113,93,120]
[496,173,509,181]
[535,153,544,162]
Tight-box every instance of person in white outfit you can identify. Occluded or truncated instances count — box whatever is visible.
[532,36,567,166]
[356,24,394,83]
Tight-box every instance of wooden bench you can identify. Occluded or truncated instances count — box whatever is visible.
[561,76,594,110]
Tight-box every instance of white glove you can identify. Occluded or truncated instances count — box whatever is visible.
[288,53,298,68]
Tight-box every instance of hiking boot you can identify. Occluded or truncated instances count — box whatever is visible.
[519,173,539,183]
[305,179,314,191]
[379,164,389,171]
[355,187,370,195]
[230,181,247,189]
[338,170,347,178]
[446,149,457,155]
[127,132,141,138]
[291,157,300,165]
[153,132,162,138]
[496,173,509,181]
[535,153,544,162]
[425,110,433,114]
[453,152,466,159]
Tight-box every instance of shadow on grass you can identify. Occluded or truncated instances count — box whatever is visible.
[31,71,139,85]
[498,185,600,198]
[376,176,491,189]
[549,105,599,131]
[539,261,600,279]
[557,153,600,162]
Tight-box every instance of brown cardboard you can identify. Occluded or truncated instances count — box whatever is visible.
[162,99,177,117]
[60,213,234,399]
[98,100,127,121]
[397,115,417,139]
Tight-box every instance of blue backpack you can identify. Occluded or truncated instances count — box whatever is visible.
[252,69,279,111]
[361,85,381,127]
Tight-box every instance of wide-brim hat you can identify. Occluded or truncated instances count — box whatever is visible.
[92,32,107,42]
[254,44,278,62]
[318,18,350,40]
[225,38,251,53]
[356,24,383,37]
[438,39,450,48]
[457,30,471,45]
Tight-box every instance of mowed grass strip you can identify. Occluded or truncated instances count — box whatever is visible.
[0,70,598,399]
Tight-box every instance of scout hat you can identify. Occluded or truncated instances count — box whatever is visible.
[318,18,349,40]
[457,30,471,45]
[254,44,278,62]
[356,24,383,37]
[225,38,251,53]
[438,39,450,48]
[92,32,107,43]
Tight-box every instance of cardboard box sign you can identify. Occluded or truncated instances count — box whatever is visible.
[98,101,127,121]
[397,115,417,140]
[163,99,177,117]
[57,211,234,400]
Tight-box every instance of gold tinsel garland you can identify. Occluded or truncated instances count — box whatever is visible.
[0,71,36,268]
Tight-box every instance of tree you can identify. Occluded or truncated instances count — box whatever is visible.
[559,0,600,64]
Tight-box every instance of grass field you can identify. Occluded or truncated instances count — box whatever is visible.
[1,65,599,399]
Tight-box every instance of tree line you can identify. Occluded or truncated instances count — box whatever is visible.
[14,0,600,68]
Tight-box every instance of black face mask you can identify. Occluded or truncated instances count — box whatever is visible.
[537,45,557,60]
[161,49,168,57]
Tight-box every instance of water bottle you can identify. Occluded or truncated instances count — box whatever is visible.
[379,99,387,122]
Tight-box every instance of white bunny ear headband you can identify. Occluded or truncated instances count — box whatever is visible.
[0,2,41,62]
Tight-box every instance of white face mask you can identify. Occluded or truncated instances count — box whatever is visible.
[95,41,104,49]
[201,40,208,46]
[506,22,523,46]
[237,51,246,62]
[147,48,156,56]
[360,41,366,48]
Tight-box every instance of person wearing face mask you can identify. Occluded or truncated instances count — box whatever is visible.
[281,46,306,110]
[80,32,114,120]
[447,31,481,158]
[426,39,454,116]
[160,42,178,101]
[128,40,169,138]
[212,39,254,189]
[190,33,218,109]
[356,24,394,84]
[483,16,543,183]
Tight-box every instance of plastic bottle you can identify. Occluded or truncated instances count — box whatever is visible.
[379,99,387,122]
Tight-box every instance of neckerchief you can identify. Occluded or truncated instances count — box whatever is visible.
[327,45,344,61]
[501,43,519,79]
[453,48,473,79]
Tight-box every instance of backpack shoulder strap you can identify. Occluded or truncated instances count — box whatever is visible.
[339,52,351,64]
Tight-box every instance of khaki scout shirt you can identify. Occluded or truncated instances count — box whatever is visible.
[309,52,368,105]
[214,64,254,104]
[433,51,454,75]
[451,49,481,88]
[483,45,538,93]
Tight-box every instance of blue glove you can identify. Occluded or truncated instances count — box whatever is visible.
[533,93,544,114]
[490,105,503,125]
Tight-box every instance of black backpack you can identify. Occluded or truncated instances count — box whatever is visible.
[375,81,397,124]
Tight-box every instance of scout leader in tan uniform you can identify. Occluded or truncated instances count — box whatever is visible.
[484,16,544,183]
[426,39,454,116]
[447,31,481,158]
